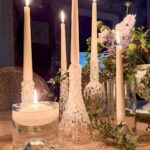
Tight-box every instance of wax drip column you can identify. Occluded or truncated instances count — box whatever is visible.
[59,0,91,142]
[59,64,91,142]
[21,80,34,103]
[84,60,104,110]
[59,77,69,120]
[84,0,103,110]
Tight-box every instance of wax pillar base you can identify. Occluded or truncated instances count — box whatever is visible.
[84,81,104,111]
[59,77,69,120]
[60,0,91,143]
[84,59,104,111]
[90,60,99,82]
[59,64,91,143]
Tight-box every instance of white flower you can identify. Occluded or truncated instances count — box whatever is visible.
[98,29,110,43]
[97,14,136,46]
[115,23,130,35]
[123,14,136,29]
[115,14,136,36]
[114,24,130,39]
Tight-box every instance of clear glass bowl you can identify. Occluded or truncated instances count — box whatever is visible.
[12,101,59,150]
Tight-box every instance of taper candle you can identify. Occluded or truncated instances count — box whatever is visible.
[60,11,67,75]
[91,0,98,61]
[71,0,79,64]
[116,31,125,124]
[23,0,33,81]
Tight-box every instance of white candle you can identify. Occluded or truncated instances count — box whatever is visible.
[13,90,59,126]
[60,11,67,75]
[116,31,125,124]
[71,0,79,65]
[23,0,33,81]
[91,0,98,61]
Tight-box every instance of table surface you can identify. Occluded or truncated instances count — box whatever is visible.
[0,111,150,150]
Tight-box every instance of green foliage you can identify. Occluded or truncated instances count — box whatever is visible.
[47,70,69,100]
[131,27,150,51]
[111,123,138,150]
[141,67,150,88]
[97,21,110,33]
[48,71,69,85]
[88,106,138,150]
[84,24,150,82]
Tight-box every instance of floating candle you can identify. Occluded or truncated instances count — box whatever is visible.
[13,90,59,126]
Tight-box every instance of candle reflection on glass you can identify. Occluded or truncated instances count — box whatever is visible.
[33,89,38,105]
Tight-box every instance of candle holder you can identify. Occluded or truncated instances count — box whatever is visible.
[12,101,59,150]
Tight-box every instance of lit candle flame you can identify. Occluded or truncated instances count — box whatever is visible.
[116,31,121,45]
[25,0,30,6]
[33,90,38,105]
[61,11,65,23]
[93,0,96,3]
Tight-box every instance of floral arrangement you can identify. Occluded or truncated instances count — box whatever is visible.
[82,7,150,150]
[89,108,138,150]
[85,14,150,82]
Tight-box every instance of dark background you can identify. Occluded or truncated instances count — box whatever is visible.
[13,0,148,81]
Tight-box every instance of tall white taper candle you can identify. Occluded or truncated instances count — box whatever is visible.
[91,0,98,61]
[61,11,67,75]
[116,31,125,124]
[71,0,79,65]
[23,0,33,81]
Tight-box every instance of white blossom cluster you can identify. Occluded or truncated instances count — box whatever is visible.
[98,14,136,50]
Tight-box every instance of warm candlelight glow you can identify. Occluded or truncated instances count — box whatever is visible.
[25,0,30,6]
[61,11,65,23]
[93,0,96,3]
[116,31,121,45]
[33,90,38,105]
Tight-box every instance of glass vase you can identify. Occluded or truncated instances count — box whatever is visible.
[125,79,137,133]
[12,101,59,150]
